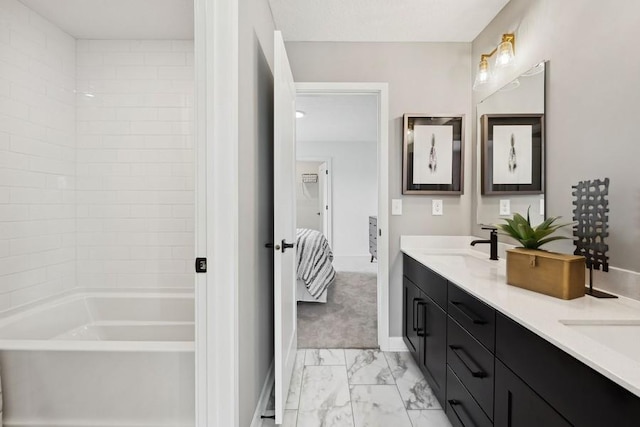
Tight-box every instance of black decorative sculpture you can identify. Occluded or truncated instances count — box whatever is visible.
[572,177,617,298]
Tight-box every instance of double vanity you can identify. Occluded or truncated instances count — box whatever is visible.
[401,236,640,427]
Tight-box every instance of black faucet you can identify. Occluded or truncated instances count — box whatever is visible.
[471,227,499,260]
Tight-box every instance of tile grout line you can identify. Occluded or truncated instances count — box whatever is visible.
[383,350,415,424]
[345,363,357,427]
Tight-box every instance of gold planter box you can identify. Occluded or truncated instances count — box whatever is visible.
[506,248,586,300]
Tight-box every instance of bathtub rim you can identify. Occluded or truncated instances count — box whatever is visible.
[0,288,194,352]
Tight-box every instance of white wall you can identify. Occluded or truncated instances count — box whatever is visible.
[471,1,640,289]
[286,42,472,336]
[0,0,77,311]
[296,160,322,231]
[75,40,194,289]
[298,141,377,256]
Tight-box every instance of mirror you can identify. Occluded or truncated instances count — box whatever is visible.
[476,61,547,226]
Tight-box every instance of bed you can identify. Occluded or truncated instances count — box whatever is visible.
[296,228,336,303]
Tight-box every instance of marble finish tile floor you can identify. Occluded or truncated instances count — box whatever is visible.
[262,349,452,427]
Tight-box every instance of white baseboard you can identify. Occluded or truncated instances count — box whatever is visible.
[250,360,275,427]
[385,336,409,352]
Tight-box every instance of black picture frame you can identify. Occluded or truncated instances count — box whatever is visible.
[481,114,544,195]
[402,114,465,195]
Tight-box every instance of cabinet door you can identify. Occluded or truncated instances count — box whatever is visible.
[495,360,571,427]
[402,277,421,360]
[420,296,447,408]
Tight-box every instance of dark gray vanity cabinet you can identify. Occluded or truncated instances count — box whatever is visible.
[446,282,495,426]
[496,313,640,427]
[494,359,571,427]
[402,277,421,360]
[402,253,640,427]
[402,255,448,407]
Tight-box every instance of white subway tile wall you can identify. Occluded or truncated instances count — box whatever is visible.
[0,0,77,311]
[75,40,194,289]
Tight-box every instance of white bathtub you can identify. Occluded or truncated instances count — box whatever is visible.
[0,289,195,427]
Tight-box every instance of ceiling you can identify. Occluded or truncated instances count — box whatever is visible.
[268,0,511,42]
[296,95,378,143]
[19,0,194,39]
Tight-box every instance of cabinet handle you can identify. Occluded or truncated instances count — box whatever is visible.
[412,298,421,331]
[416,301,428,337]
[448,400,467,427]
[449,345,487,378]
[451,301,486,325]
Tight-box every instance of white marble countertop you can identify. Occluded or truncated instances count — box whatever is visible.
[401,235,640,398]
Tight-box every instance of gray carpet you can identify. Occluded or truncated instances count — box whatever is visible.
[297,271,378,349]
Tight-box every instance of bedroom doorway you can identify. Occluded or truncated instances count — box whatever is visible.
[293,83,389,350]
[296,157,333,247]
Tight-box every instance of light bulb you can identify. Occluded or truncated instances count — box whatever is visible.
[473,58,490,90]
[296,110,305,118]
[494,40,515,69]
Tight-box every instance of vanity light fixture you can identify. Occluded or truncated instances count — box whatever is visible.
[473,33,516,91]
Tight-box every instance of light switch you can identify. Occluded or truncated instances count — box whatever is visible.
[392,199,403,215]
[500,199,511,216]
[432,199,443,216]
[540,198,545,216]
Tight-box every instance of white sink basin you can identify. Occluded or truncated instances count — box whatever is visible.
[560,320,640,364]
[425,252,502,279]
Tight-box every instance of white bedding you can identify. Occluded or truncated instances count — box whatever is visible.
[296,279,328,303]
[296,228,335,303]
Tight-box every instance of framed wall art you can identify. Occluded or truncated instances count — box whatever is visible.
[402,114,465,195]
[481,113,544,195]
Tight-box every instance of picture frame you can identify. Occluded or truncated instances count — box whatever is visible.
[402,114,465,195]
[481,113,544,195]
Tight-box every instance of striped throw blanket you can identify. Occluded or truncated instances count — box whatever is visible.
[296,228,336,299]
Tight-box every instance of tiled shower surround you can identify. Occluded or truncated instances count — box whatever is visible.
[75,40,194,289]
[0,0,77,311]
[0,0,194,312]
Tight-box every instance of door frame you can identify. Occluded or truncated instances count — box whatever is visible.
[295,82,390,349]
[296,156,333,247]
[194,0,239,425]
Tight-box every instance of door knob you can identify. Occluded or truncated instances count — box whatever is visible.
[281,240,295,253]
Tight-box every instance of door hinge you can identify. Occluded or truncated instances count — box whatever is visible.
[195,257,207,273]
[379,229,381,236]
[325,170,328,175]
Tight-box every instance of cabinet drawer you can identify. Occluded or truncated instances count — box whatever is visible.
[448,283,495,352]
[446,367,492,427]
[447,317,494,420]
[403,255,447,309]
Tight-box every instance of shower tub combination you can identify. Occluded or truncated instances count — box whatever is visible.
[0,289,194,427]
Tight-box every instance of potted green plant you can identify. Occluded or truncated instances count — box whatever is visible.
[496,208,572,249]
[496,208,586,300]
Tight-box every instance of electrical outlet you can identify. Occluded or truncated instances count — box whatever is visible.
[392,199,403,215]
[432,199,443,216]
[500,199,511,216]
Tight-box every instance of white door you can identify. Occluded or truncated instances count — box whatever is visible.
[273,30,297,425]
[318,162,331,247]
